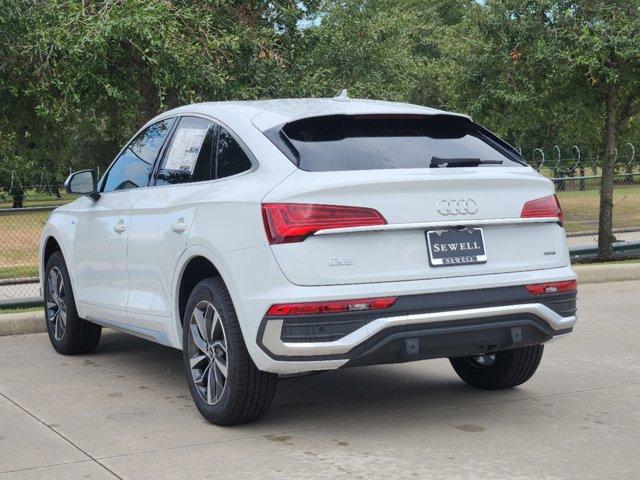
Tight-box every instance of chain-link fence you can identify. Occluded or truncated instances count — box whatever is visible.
[1,167,640,308]
[528,144,640,258]
[557,174,640,250]
[0,205,54,308]
[0,180,73,307]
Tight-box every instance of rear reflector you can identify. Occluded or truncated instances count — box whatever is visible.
[262,203,387,244]
[526,280,577,295]
[521,194,564,224]
[266,297,398,316]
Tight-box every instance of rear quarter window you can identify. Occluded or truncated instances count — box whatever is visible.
[264,114,525,172]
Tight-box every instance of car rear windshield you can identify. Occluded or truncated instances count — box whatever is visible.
[264,114,525,172]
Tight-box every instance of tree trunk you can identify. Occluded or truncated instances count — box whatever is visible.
[597,85,618,260]
[12,192,24,208]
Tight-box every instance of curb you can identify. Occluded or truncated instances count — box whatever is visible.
[0,311,46,337]
[574,263,640,284]
[1,263,639,337]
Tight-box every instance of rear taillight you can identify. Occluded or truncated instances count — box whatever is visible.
[521,194,564,224]
[266,296,398,316]
[526,280,577,295]
[262,203,387,244]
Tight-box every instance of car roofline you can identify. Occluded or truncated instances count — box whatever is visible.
[139,98,472,133]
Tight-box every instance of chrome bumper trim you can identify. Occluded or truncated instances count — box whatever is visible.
[314,217,559,236]
[261,303,576,357]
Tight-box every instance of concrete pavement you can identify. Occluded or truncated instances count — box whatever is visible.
[1,280,639,479]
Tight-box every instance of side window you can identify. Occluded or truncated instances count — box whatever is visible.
[102,118,174,192]
[156,117,214,186]
[215,126,253,179]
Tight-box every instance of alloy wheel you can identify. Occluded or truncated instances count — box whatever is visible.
[46,266,67,340]
[187,301,228,405]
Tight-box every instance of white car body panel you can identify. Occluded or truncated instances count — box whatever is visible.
[40,98,577,375]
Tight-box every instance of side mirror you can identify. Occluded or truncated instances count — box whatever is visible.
[64,169,100,201]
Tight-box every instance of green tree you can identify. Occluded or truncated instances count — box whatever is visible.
[288,0,472,101]
[0,0,312,176]
[437,0,639,259]
[565,2,640,259]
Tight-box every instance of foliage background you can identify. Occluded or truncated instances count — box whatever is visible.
[1,0,638,177]
[0,0,638,256]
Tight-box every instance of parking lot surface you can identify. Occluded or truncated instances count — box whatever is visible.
[1,280,639,480]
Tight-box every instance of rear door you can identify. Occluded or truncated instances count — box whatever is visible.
[126,116,215,327]
[261,114,569,286]
[126,117,255,330]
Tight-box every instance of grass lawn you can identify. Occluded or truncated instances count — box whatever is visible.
[0,191,75,209]
[0,189,76,279]
[0,209,51,279]
[0,306,41,315]
[557,185,640,234]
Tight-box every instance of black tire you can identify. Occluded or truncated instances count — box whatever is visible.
[450,345,544,390]
[182,277,277,425]
[43,251,102,354]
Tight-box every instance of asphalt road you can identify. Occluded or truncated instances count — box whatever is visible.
[1,280,639,480]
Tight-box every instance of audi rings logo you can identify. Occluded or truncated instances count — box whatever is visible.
[436,199,478,216]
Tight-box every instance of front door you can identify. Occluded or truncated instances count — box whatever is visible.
[73,118,175,322]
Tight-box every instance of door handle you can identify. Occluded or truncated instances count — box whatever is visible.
[172,218,188,233]
[113,221,126,234]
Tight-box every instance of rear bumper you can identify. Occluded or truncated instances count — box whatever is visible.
[256,286,576,367]
[220,244,576,373]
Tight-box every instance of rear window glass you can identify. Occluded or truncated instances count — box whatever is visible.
[265,114,524,172]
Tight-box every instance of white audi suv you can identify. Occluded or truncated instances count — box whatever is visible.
[40,97,577,425]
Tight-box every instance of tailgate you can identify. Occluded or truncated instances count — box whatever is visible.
[262,168,569,286]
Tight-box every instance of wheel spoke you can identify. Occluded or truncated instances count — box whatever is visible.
[213,364,225,400]
[54,314,62,339]
[48,270,58,304]
[214,356,227,379]
[211,339,227,377]
[207,305,219,341]
[57,275,64,298]
[192,308,208,345]
[206,359,216,404]
[190,324,210,357]
[189,354,208,369]
[213,312,223,339]
[204,302,214,321]
[194,361,211,386]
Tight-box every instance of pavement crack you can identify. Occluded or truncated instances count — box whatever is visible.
[0,391,124,479]
[0,459,91,475]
